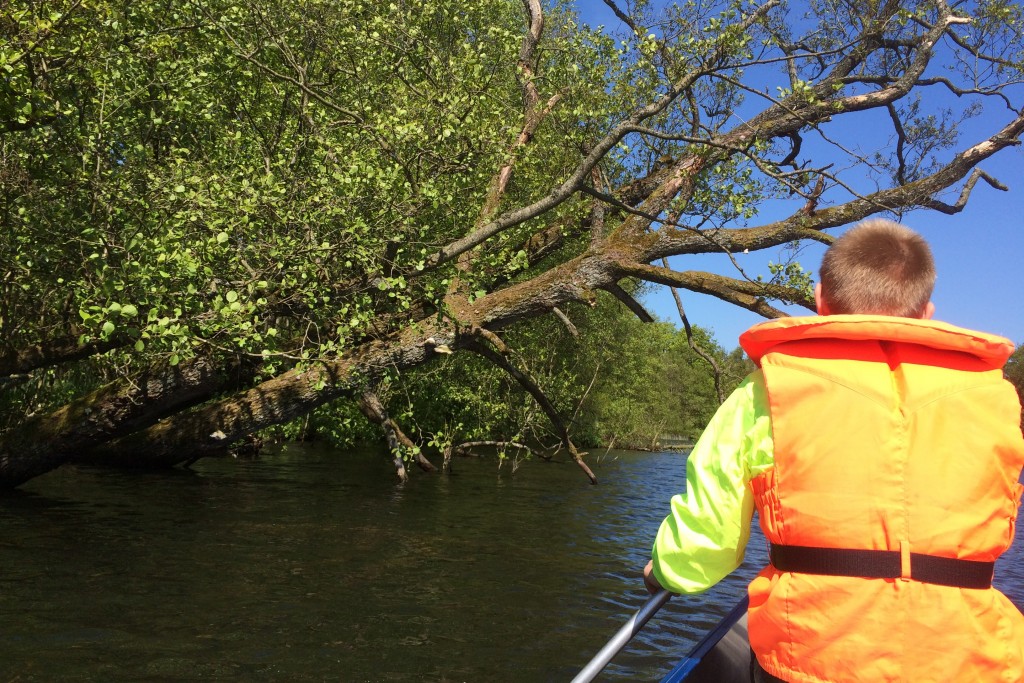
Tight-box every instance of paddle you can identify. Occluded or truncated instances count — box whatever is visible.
[571,589,672,683]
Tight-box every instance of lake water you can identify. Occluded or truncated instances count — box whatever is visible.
[2,444,1022,681]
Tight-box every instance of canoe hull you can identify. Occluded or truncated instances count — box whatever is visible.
[661,597,751,683]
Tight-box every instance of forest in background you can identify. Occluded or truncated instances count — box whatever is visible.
[2,0,1023,486]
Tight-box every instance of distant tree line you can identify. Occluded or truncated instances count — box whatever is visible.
[1007,345,1024,430]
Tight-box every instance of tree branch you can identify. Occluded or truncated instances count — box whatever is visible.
[551,307,579,337]
[604,282,655,323]
[661,259,725,404]
[4,356,241,484]
[449,440,549,460]
[420,0,783,270]
[919,167,1011,214]
[357,387,436,482]
[616,263,800,318]
[0,336,124,377]
[464,339,596,484]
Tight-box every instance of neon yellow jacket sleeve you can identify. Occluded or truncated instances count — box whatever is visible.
[650,370,774,594]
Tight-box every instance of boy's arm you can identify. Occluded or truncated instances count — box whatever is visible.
[648,371,773,594]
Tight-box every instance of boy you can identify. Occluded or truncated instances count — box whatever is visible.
[643,220,1024,682]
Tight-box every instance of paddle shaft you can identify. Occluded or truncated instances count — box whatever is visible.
[571,589,672,683]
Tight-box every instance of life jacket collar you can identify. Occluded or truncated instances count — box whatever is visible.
[740,314,1014,369]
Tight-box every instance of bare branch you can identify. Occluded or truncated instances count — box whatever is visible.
[887,103,910,185]
[551,307,579,337]
[639,109,1024,264]
[469,0,563,230]
[449,440,549,461]
[464,339,596,484]
[919,168,1011,214]
[916,12,1022,72]
[661,259,725,404]
[357,387,436,482]
[358,388,408,483]
[468,325,510,354]
[605,282,655,323]
[615,263,801,318]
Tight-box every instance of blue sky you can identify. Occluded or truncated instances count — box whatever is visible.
[572,1,1024,349]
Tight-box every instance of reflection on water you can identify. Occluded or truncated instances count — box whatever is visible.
[1,444,1021,681]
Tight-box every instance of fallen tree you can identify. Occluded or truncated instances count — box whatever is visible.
[2,0,1023,486]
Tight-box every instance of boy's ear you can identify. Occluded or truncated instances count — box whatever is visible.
[921,301,935,320]
[814,283,830,315]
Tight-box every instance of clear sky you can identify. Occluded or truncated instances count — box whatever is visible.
[572,1,1024,350]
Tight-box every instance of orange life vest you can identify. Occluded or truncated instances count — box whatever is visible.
[739,315,1024,683]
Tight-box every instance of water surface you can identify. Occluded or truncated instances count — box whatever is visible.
[2,444,1021,681]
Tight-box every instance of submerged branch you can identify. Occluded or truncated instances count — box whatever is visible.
[357,387,435,482]
[450,440,549,461]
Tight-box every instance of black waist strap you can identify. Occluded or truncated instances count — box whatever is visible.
[769,544,994,589]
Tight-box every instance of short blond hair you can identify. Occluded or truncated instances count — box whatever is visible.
[819,219,935,317]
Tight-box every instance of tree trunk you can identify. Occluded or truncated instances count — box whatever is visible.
[0,356,235,486]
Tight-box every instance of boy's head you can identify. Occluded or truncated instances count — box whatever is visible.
[816,219,936,319]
